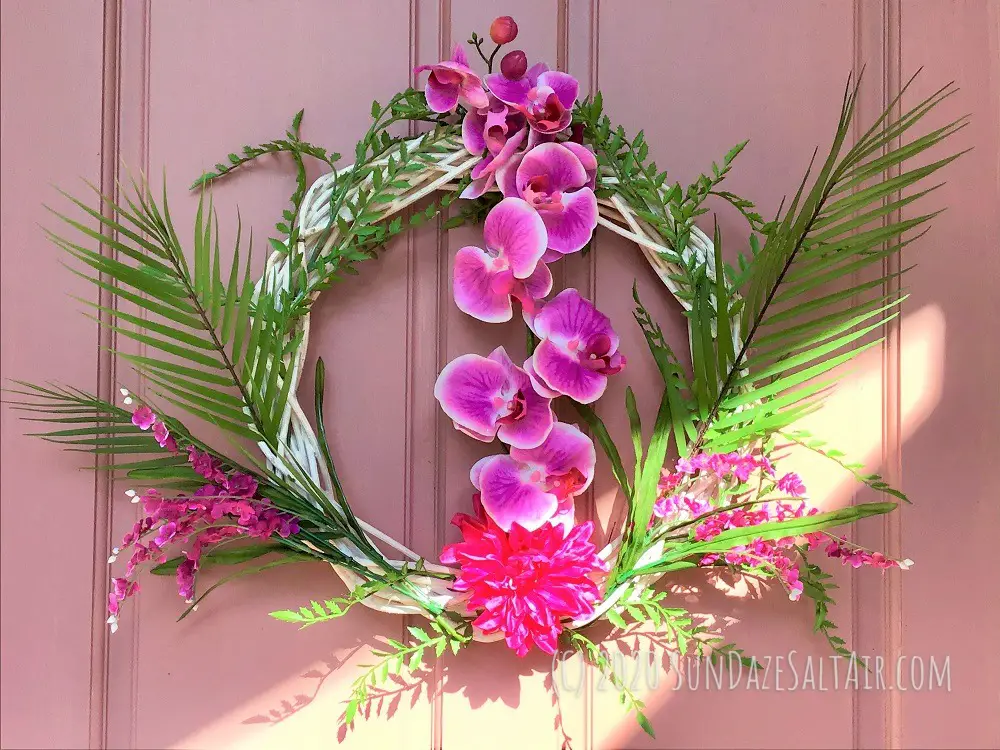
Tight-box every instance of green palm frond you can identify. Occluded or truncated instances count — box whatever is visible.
[46,176,302,446]
[687,72,966,453]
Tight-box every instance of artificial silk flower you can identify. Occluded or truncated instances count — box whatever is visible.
[434,346,555,449]
[414,44,489,114]
[498,142,598,256]
[453,197,551,322]
[460,126,527,199]
[528,289,626,404]
[486,65,579,135]
[440,503,607,656]
[470,421,596,532]
[131,405,156,430]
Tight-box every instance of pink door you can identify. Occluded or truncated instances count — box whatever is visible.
[2,1,998,748]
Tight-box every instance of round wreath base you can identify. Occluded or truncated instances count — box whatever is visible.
[256,130,718,638]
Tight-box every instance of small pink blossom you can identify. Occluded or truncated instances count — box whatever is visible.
[777,472,807,497]
[131,405,155,430]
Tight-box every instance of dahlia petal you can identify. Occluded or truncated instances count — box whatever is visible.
[478,455,558,531]
[515,142,588,195]
[532,339,607,403]
[537,70,579,109]
[483,198,547,279]
[453,246,513,322]
[540,187,598,255]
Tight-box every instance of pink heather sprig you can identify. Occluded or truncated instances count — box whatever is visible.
[675,450,776,484]
[806,533,914,571]
[124,392,178,452]
[106,429,300,632]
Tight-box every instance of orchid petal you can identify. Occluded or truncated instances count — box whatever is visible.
[452,246,513,322]
[515,142,588,194]
[451,44,470,67]
[537,71,579,108]
[485,73,532,107]
[478,455,558,531]
[462,110,487,154]
[510,422,596,493]
[434,353,510,440]
[561,142,598,189]
[497,153,523,198]
[520,259,553,300]
[424,78,459,113]
[540,187,598,255]
[487,347,554,449]
[531,288,619,352]
[460,173,494,200]
[483,197,547,279]
[523,357,561,399]
[532,339,608,403]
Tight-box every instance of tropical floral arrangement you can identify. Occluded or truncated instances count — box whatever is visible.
[9,13,962,741]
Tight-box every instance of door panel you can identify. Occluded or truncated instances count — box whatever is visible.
[1,1,997,748]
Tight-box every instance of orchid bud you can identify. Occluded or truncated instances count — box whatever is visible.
[490,16,518,45]
[500,50,528,79]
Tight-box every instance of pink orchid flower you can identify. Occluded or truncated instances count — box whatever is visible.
[498,142,598,257]
[470,422,596,532]
[527,289,626,403]
[453,197,552,322]
[460,94,528,199]
[486,64,579,135]
[414,44,489,114]
[434,346,555,449]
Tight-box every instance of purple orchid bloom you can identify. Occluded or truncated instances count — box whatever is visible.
[528,288,626,404]
[434,346,555,449]
[498,142,598,257]
[486,65,579,135]
[460,126,527,200]
[470,422,596,531]
[460,94,528,199]
[414,44,489,114]
[453,197,551,322]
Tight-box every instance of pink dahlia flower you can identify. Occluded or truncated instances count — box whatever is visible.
[435,346,555,449]
[414,44,489,114]
[453,197,551,322]
[470,422,595,532]
[527,288,626,403]
[440,505,608,656]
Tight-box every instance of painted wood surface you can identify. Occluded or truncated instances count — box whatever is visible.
[1,2,997,748]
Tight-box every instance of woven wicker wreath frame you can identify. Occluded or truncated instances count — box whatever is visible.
[253,129,731,639]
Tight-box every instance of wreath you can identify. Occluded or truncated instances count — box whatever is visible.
[10,13,962,741]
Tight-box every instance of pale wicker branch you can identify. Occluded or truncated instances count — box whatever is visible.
[255,131,728,631]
